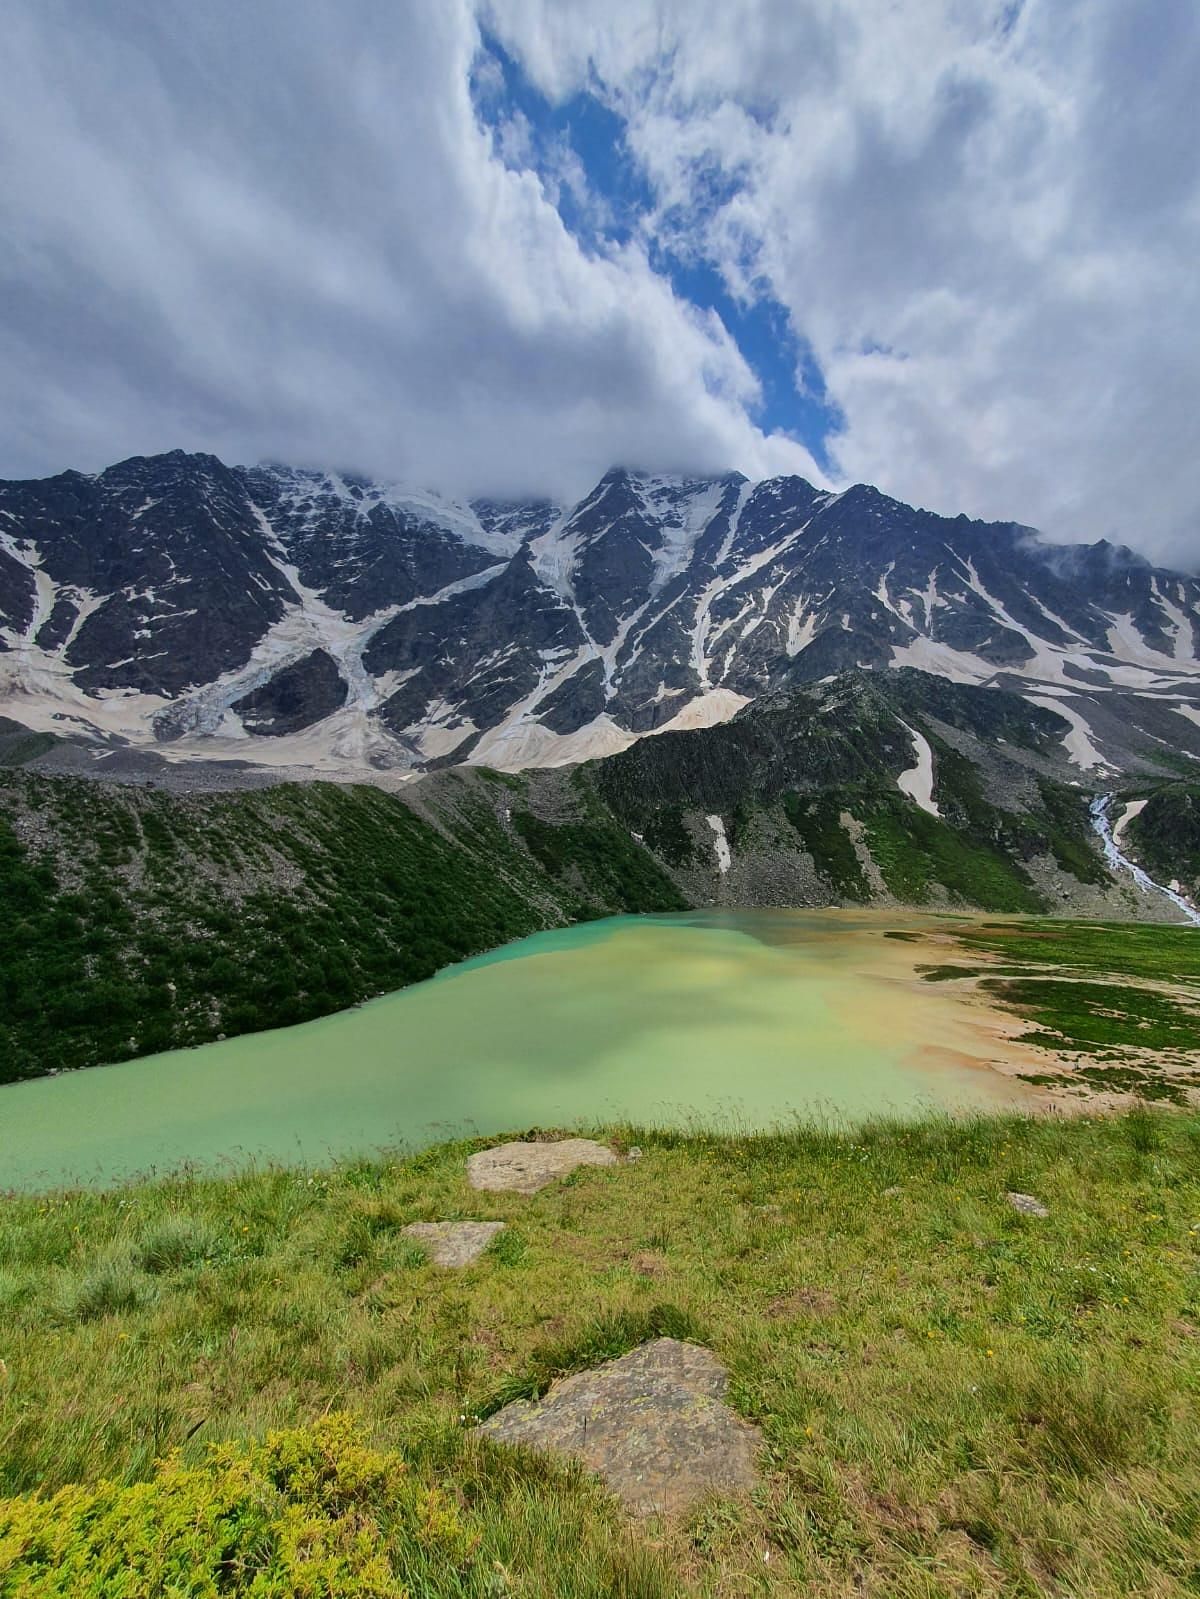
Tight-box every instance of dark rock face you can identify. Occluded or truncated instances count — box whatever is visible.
[368,550,586,738]
[2,449,1199,774]
[0,453,292,694]
[232,650,346,736]
[242,466,510,620]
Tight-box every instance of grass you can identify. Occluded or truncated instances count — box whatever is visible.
[783,793,869,901]
[862,794,1043,913]
[947,919,1200,985]
[989,977,1200,1054]
[510,807,686,914]
[1,1112,1199,1595]
[1126,783,1200,899]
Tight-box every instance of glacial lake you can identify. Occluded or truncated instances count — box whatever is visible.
[0,911,1042,1191]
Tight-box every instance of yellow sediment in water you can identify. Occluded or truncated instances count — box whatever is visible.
[0,910,1047,1191]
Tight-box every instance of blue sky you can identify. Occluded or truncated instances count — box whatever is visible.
[470,30,843,474]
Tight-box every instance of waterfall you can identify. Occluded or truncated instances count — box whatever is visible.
[1090,794,1200,926]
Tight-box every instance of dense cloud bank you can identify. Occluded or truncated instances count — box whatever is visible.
[2,0,1196,562]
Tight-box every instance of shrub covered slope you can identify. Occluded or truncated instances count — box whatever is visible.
[0,768,684,1083]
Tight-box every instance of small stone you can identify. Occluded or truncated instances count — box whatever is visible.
[626,1146,643,1162]
[1006,1191,1049,1218]
[467,1138,619,1195]
[402,1220,506,1266]
[478,1337,761,1517]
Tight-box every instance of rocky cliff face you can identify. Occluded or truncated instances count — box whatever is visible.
[2,451,1199,779]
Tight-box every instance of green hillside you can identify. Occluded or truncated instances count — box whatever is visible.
[0,768,684,1084]
[0,1112,1197,1596]
[1125,783,1200,900]
[592,671,1111,913]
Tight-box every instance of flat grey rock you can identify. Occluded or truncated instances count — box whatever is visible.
[1006,1190,1049,1217]
[467,1138,619,1195]
[402,1220,506,1266]
[478,1337,761,1517]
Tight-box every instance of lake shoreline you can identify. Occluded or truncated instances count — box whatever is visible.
[5,909,1196,1194]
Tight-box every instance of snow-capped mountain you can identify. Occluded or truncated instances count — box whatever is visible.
[2,449,1199,777]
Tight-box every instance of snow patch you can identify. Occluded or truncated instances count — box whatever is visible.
[707,814,731,873]
[652,687,749,735]
[1104,611,1174,669]
[466,712,634,771]
[1153,581,1197,663]
[786,602,819,657]
[895,720,939,816]
[1024,694,1108,769]
[267,467,521,560]
[1112,796,1148,847]
[889,636,994,685]
[640,477,729,595]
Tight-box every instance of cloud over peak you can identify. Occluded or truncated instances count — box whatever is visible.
[1,0,1196,563]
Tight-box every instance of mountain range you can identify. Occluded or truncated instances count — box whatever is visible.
[3,449,1199,779]
[4,447,1200,1079]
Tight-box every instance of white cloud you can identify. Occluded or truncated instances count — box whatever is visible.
[2,0,1196,568]
[0,0,823,504]
[487,0,1200,565]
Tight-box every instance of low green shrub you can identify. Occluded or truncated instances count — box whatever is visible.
[0,1414,477,1597]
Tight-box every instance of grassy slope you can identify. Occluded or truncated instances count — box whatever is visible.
[0,752,1112,1088]
[0,769,685,1084]
[1,1113,1199,1595]
[591,675,1112,917]
[0,663,1129,1085]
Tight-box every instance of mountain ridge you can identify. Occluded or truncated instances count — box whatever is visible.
[2,449,1199,781]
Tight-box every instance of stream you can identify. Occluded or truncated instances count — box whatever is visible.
[1090,794,1200,926]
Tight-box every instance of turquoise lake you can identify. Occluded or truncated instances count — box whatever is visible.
[0,911,1038,1191]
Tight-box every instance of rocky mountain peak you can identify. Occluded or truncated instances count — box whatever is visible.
[1,449,1198,781]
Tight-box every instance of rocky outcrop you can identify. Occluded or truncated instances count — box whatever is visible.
[466,1138,621,1194]
[402,1220,506,1266]
[479,1338,762,1516]
[232,650,346,736]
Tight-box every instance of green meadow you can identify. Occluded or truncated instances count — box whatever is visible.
[2,1110,1198,1596]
